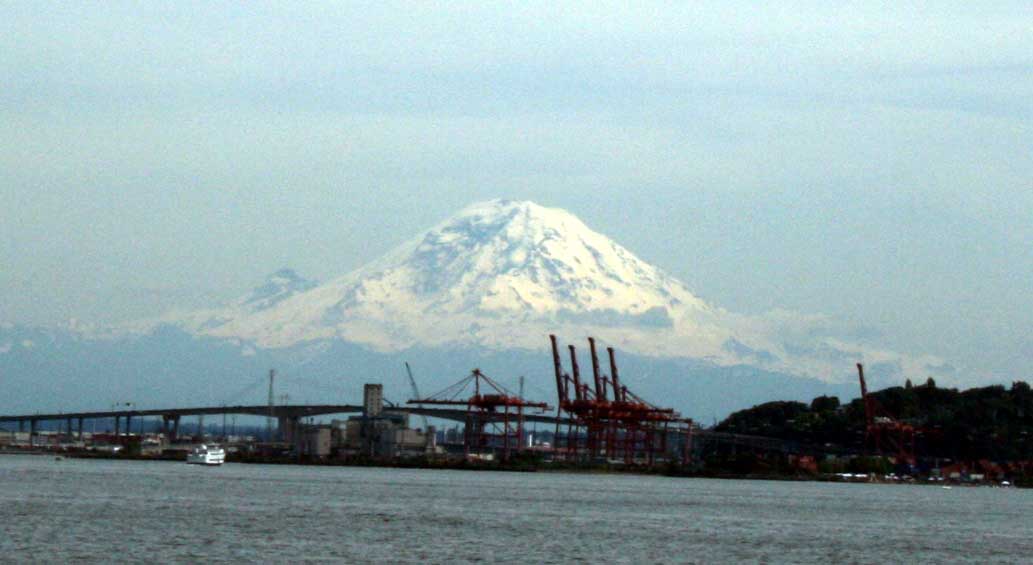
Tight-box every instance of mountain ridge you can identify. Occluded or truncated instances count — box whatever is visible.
[141,199,952,385]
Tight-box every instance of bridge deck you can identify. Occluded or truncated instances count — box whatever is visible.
[0,405,567,426]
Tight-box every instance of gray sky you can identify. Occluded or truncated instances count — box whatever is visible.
[1,3,1030,381]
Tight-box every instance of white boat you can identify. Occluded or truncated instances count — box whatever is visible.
[186,444,225,466]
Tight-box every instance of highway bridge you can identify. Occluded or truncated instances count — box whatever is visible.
[0,404,841,456]
[0,403,568,442]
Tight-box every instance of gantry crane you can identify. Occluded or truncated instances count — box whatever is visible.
[407,368,548,461]
[550,335,693,465]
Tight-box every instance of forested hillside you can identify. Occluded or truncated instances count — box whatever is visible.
[716,380,1033,461]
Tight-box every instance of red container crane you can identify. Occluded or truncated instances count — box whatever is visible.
[857,363,916,465]
[550,334,693,465]
[408,368,548,461]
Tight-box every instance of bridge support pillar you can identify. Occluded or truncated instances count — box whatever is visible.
[125,415,132,437]
[277,416,301,446]
[162,415,180,443]
[77,417,84,440]
[114,415,120,439]
[66,418,72,440]
[18,420,24,433]
[29,419,37,446]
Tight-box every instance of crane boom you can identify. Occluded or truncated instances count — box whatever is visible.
[405,362,430,430]
[857,362,874,427]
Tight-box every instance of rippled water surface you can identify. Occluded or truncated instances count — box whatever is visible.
[1,454,1030,563]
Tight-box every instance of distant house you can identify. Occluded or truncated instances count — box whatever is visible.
[939,460,1005,482]
[939,462,968,480]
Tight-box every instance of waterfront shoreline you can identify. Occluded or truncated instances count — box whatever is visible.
[4,449,1022,488]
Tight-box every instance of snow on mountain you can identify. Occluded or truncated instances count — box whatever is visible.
[156,199,951,384]
[239,268,318,312]
[165,268,319,335]
[176,200,722,354]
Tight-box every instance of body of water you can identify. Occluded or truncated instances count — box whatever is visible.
[0,454,1029,563]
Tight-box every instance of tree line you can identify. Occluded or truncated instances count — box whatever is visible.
[715,379,1033,462]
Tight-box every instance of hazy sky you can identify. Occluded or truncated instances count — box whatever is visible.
[2,3,1030,381]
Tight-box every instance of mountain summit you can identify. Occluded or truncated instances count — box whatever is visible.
[162,199,948,383]
[345,199,710,319]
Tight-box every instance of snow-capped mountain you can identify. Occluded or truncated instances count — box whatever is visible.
[171,200,727,356]
[0,199,958,416]
[159,199,950,384]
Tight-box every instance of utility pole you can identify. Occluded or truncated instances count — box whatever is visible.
[519,375,527,448]
[267,369,275,442]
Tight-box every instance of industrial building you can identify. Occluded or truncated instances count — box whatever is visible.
[295,384,438,459]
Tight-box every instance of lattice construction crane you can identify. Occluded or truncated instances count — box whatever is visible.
[404,362,430,431]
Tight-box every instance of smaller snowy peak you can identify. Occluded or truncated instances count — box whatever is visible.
[238,268,317,312]
[146,268,321,336]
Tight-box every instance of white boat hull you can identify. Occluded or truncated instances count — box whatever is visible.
[186,445,225,466]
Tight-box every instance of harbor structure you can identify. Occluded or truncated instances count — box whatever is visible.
[407,368,548,461]
[549,335,694,465]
